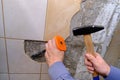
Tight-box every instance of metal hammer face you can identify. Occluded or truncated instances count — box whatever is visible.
[73,25,104,36]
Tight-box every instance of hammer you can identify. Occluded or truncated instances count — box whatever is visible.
[73,25,104,80]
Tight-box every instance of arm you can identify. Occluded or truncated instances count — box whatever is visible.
[49,62,74,80]
[85,53,120,80]
[45,39,74,80]
[104,66,120,80]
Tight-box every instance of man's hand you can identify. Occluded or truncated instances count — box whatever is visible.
[45,39,64,67]
[85,53,110,77]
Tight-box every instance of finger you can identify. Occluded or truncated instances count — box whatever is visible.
[47,40,54,54]
[45,51,48,58]
[45,43,48,52]
[86,66,94,74]
[45,43,51,56]
[52,39,57,49]
[85,54,97,64]
[45,51,49,62]
[87,66,94,71]
[85,58,93,67]
[88,70,94,74]
[48,40,53,49]
[45,44,48,57]
[52,39,61,53]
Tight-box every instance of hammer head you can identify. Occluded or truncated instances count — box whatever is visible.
[73,25,104,36]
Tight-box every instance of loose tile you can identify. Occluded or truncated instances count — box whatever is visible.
[6,39,41,73]
[10,74,40,80]
[0,38,8,73]
[3,0,47,40]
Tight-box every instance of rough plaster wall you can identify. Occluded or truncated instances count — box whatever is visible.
[64,0,120,79]
[24,0,120,80]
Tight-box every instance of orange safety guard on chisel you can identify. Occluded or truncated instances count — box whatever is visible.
[54,35,67,51]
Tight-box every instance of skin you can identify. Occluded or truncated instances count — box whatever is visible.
[45,39,64,67]
[85,53,110,76]
[45,38,110,77]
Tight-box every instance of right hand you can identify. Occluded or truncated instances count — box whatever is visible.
[85,53,110,76]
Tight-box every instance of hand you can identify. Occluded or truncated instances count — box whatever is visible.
[85,53,110,76]
[45,39,64,67]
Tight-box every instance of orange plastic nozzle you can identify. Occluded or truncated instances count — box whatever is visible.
[54,35,67,51]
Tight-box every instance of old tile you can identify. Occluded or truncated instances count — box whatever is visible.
[0,74,9,80]
[10,74,40,80]
[6,39,41,73]
[0,38,8,73]
[0,0,4,37]
[41,63,48,74]
[41,74,50,80]
[3,0,47,40]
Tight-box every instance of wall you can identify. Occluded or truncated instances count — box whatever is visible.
[1,0,120,80]
[64,0,120,79]
[0,0,50,80]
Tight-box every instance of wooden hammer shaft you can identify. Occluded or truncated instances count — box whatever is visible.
[83,34,99,78]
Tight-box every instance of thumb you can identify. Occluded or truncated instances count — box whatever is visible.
[85,53,97,64]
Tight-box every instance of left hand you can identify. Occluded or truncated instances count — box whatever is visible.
[45,39,64,67]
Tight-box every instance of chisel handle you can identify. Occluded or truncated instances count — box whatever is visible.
[31,35,66,59]
[54,35,66,51]
[84,34,99,80]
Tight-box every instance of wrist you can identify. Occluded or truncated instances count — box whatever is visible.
[48,60,63,67]
[104,64,110,76]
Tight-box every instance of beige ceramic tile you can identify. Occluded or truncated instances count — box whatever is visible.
[6,39,41,73]
[10,74,40,80]
[41,63,49,74]
[41,74,50,80]
[0,74,9,80]
[3,0,47,40]
[0,0,4,37]
[0,38,8,73]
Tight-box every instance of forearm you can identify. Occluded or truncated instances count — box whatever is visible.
[104,66,120,80]
[48,61,75,80]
